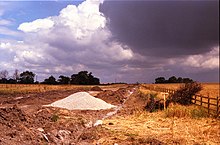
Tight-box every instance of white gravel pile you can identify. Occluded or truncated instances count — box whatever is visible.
[46,92,116,110]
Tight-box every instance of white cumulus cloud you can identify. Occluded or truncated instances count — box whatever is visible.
[183,46,219,69]
[0,42,11,49]
[18,18,54,33]
[3,0,136,81]
[168,46,219,72]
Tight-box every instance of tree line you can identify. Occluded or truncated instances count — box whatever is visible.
[155,76,194,84]
[0,70,100,85]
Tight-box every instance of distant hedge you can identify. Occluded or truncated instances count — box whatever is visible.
[155,76,193,84]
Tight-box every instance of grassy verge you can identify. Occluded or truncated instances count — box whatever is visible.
[102,108,220,144]
[164,104,209,118]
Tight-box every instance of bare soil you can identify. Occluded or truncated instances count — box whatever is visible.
[0,84,219,145]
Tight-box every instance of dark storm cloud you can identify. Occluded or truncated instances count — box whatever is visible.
[100,1,219,57]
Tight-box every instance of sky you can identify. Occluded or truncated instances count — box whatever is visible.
[0,0,219,83]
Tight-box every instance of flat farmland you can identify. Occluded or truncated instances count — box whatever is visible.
[0,84,93,94]
[199,83,220,98]
[142,83,219,98]
[1,83,218,97]
[0,84,129,95]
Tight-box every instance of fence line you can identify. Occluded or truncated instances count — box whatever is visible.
[142,85,220,117]
[191,94,219,116]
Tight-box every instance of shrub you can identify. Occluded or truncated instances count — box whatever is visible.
[145,93,164,112]
[170,82,202,105]
[51,114,59,122]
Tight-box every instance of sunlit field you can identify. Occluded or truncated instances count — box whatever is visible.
[0,84,93,94]
[142,83,219,98]
[0,83,219,97]
[0,84,128,95]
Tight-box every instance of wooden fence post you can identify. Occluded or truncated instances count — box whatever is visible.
[162,92,169,110]
[200,95,202,106]
[194,95,197,104]
[217,96,219,116]
[207,93,210,114]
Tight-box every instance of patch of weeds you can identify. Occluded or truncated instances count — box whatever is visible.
[190,107,208,118]
[137,90,148,101]
[164,104,209,118]
[51,114,59,122]
[149,93,158,99]
[164,104,190,118]
[131,138,166,145]
[125,133,138,137]
[77,117,86,126]
[125,133,138,141]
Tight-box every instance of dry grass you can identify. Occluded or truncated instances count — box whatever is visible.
[102,110,220,144]
[199,83,220,98]
[164,104,209,118]
[0,84,92,94]
[99,84,128,91]
[0,84,128,95]
[107,85,219,144]
[142,83,219,98]
[143,83,183,90]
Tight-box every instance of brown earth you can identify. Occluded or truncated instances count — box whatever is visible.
[0,84,141,144]
[0,84,219,144]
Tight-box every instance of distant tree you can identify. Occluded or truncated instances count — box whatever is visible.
[35,81,40,84]
[155,76,194,84]
[71,71,89,85]
[92,77,100,85]
[42,75,57,85]
[182,78,193,83]
[177,77,183,83]
[7,78,16,84]
[0,70,9,79]
[88,72,100,85]
[19,71,35,84]
[155,77,166,84]
[0,78,7,84]
[168,76,177,83]
[13,69,19,83]
[70,71,100,85]
[70,74,78,84]
[58,75,70,84]
[0,70,9,84]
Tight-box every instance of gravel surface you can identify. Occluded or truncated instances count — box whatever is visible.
[45,92,116,110]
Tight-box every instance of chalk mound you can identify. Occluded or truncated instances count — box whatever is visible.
[46,92,116,110]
